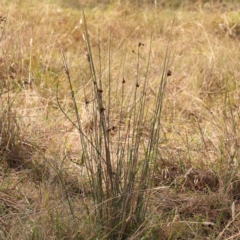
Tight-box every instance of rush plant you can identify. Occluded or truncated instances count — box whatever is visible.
[58,10,172,239]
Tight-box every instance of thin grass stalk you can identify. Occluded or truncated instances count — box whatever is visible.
[116,47,126,168]
[82,10,115,234]
[59,53,98,192]
[131,42,141,149]
[58,53,97,204]
[107,27,111,133]
[133,38,153,223]
[115,50,129,227]
[97,27,103,155]
[58,52,108,210]
[96,28,104,220]
[82,10,113,191]
[60,51,86,150]
[124,44,142,218]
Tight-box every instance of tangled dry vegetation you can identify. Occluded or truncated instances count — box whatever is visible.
[0,0,240,239]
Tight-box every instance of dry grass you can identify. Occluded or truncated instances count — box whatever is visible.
[0,0,240,239]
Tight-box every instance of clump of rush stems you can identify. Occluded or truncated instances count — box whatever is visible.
[58,10,173,240]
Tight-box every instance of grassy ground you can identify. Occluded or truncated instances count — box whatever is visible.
[0,0,240,239]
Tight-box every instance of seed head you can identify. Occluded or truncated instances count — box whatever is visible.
[167,70,172,77]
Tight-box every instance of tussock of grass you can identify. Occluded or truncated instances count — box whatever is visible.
[0,0,240,239]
